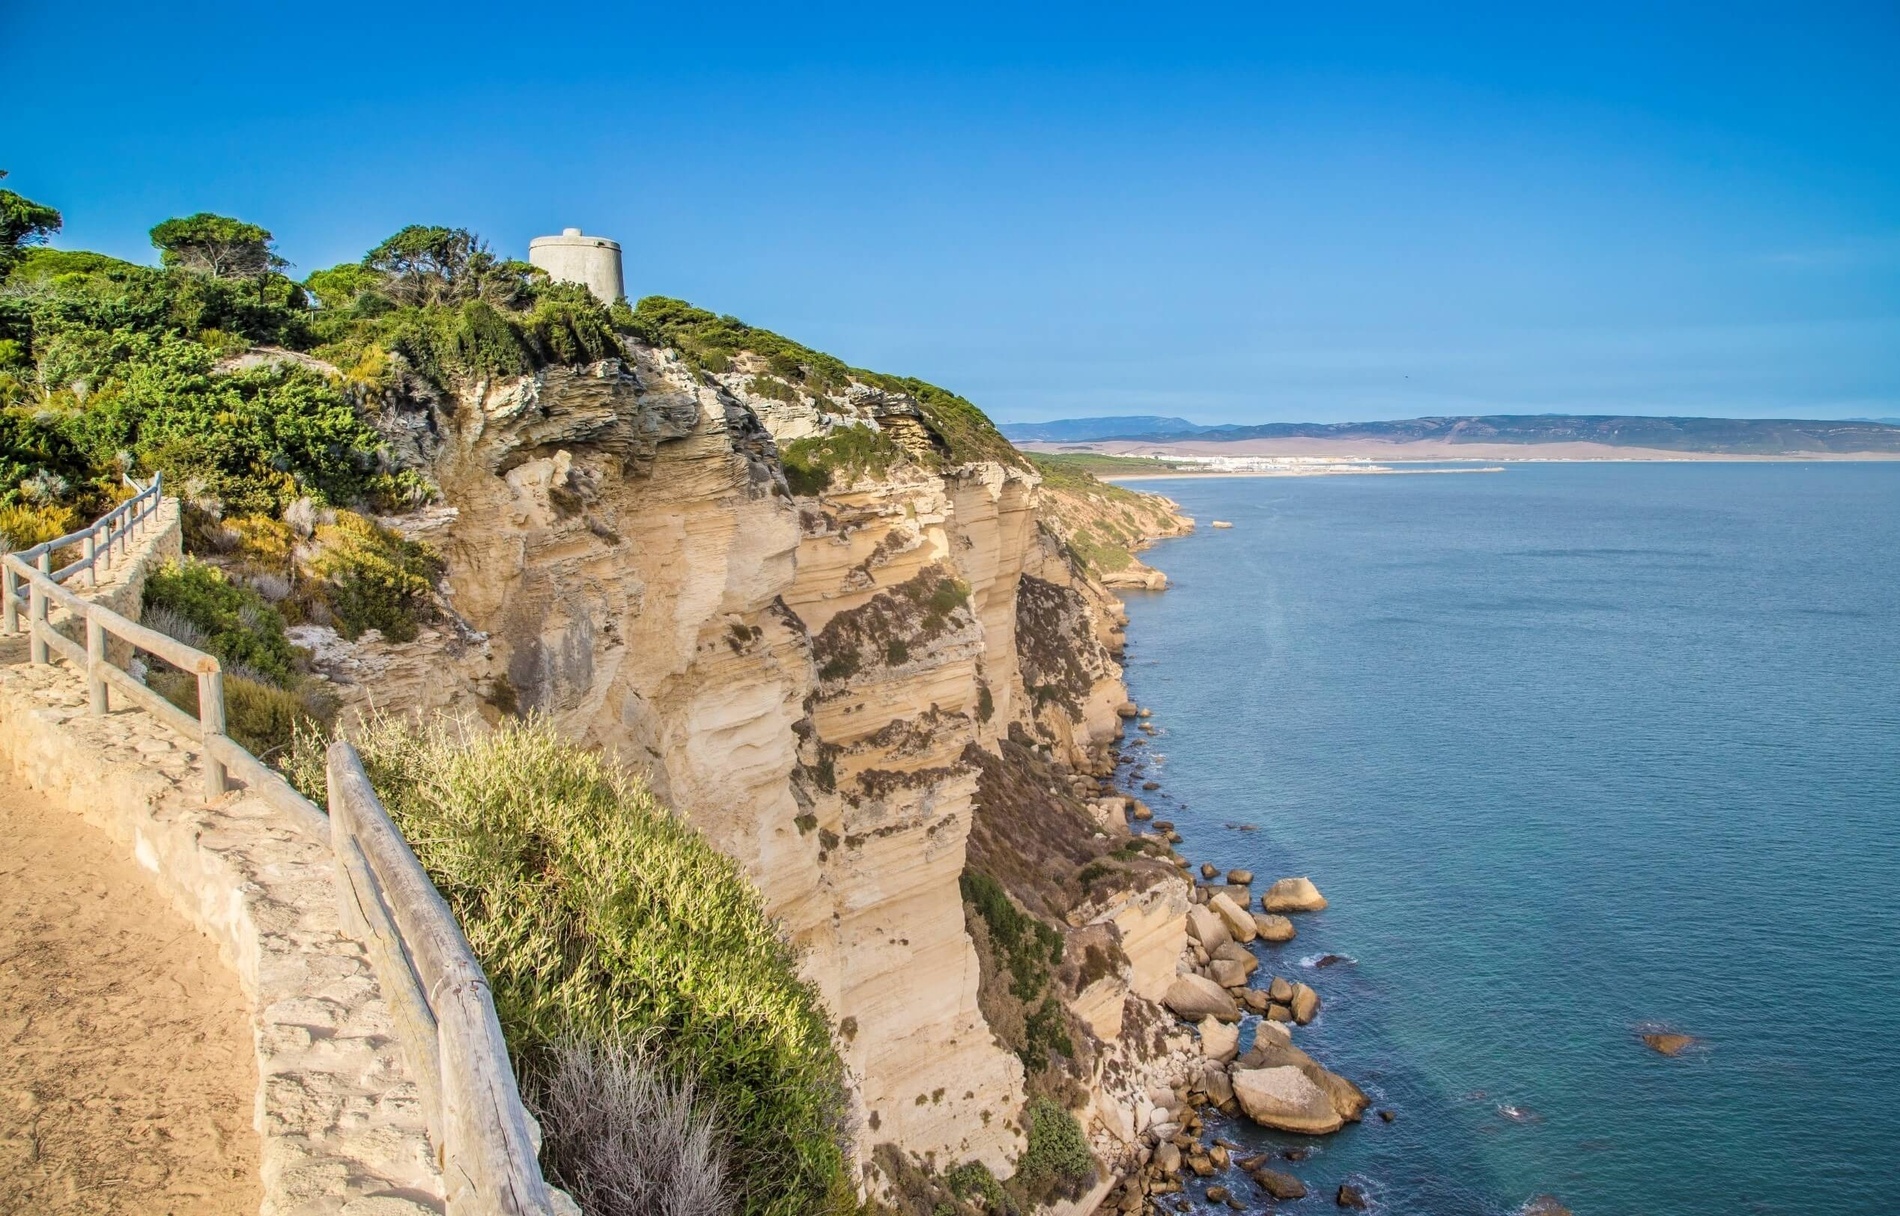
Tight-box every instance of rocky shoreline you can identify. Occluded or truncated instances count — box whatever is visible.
[1090,699,1384,1214]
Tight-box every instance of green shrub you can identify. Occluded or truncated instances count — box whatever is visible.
[1011,1099,1093,1205]
[308,511,440,641]
[945,1160,1013,1214]
[143,558,299,683]
[284,715,855,1216]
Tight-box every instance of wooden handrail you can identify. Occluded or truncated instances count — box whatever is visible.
[327,744,560,1215]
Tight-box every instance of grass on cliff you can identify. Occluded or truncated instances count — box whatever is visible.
[284,714,856,1216]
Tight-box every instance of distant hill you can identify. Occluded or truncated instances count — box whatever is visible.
[1006,414,1900,455]
[1000,415,1214,442]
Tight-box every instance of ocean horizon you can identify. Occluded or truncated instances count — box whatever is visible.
[1115,461,1900,1215]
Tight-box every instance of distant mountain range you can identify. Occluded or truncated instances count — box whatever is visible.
[1000,414,1900,455]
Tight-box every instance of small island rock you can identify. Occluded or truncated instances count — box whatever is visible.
[1337,1183,1369,1209]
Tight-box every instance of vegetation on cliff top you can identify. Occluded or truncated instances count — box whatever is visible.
[627,295,1025,471]
[286,715,857,1216]
[0,182,621,545]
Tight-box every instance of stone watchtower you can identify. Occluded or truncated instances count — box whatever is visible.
[527,228,624,305]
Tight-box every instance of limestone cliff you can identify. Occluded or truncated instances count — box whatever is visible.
[310,328,1195,1197]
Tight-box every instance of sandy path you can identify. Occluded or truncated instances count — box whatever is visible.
[0,782,260,1215]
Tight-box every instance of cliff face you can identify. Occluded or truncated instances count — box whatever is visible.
[325,339,1194,1192]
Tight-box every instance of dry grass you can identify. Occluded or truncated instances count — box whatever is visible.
[528,1036,729,1216]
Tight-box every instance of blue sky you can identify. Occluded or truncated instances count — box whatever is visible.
[11,1,1898,423]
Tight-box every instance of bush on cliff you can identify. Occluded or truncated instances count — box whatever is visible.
[284,714,856,1216]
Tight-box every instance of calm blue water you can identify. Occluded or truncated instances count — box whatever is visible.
[1113,463,1900,1216]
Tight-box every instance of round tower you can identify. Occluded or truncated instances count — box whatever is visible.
[527,228,624,305]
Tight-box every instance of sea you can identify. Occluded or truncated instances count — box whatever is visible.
[1111,462,1900,1216]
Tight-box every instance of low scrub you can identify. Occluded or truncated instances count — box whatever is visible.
[283,715,855,1216]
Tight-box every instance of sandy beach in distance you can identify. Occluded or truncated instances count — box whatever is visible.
[1023,438,1900,463]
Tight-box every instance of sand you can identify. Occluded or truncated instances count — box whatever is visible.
[0,782,259,1215]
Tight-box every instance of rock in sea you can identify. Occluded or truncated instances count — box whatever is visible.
[1232,1066,1343,1134]
[1254,912,1297,942]
[1251,1167,1308,1200]
[1337,1183,1369,1209]
[1642,1031,1697,1056]
[1290,982,1321,1024]
[1263,875,1328,913]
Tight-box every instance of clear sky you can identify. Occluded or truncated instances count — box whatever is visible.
[10,1,1898,424]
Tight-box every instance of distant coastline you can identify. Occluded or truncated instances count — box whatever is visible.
[1102,465,1507,481]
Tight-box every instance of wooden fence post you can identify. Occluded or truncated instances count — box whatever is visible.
[28,554,49,665]
[198,668,228,801]
[87,612,108,714]
[2,562,16,634]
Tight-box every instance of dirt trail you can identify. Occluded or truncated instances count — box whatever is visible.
[0,782,260,1214]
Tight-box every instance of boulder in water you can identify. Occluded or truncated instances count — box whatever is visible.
[1290,982,1321,1024]
[1250,1167,1307,1200]
[1254,913,1297,942]
[1232,1066,1342,1134]
[1337,1183,1369,1209]
[1263,876,1328,913]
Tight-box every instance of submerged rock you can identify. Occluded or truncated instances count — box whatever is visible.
[1263,876,1328,913]
[1642,1031,1697,1056]
[1251,1167,1308,1200]
[1337,1182,1369,1209]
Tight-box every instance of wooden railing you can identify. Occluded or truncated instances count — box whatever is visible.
[1,486,563,1215]
[328,744,559,1214]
